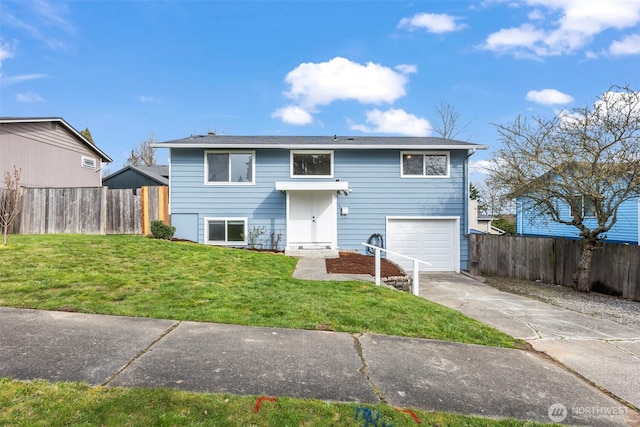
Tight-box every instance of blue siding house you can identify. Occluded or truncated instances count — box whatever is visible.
[516,196,640,245]
[153,135,487,272]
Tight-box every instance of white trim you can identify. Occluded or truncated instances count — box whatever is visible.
[290,150,334,178]
[275,181,348,191]
[204,217,248,245]
[385,216,460,272]
[204,150,255,186]
[400,151,450,178]
[81,155,97,169]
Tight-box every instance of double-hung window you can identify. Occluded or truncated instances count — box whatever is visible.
[205,151,255,184]
[205,218,247,245]
[291,150,333,178]
[401,151,449,178]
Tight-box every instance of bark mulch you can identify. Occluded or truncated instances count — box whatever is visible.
[325,251,405,277]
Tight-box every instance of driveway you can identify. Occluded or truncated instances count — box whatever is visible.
[420,273,640,415]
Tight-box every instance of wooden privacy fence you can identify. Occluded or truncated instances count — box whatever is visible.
[469,234,640,301]
[8,186,169,235]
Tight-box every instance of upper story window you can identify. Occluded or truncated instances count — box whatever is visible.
[571,195,597,219]
[205,151,254,185]
[291,150,333,178]
[401,151,449,178]
[81,156,97,169]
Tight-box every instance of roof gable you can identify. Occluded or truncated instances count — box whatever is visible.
[0,117,112,162]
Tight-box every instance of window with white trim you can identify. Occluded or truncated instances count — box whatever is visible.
[401,151,449,178]
[205,218,247,245]
[205,151,254,184]
[81,156,97,169]
[571,195,597,219]
[291,150,333,178]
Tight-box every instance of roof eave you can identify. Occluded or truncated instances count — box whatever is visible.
[151,143,488,150]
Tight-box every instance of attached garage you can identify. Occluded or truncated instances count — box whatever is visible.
[386,217,460,272]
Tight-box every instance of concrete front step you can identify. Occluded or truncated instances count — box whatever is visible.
[285,248,339,259]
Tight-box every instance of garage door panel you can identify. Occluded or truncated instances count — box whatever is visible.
[387,218,458,272]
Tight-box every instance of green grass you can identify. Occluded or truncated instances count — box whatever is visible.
[0,378,555,427]
[0,234,518,347]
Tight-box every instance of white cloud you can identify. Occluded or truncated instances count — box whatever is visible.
[469,159,492,175]
[482,0,640,58]
[139,95,161,104]
[273,57,416,125]
[0,39,15,67]
[283,57,412,109]
[2,0,75,50]
[271,105,313,125]
[609,33,640,56]
[0,73,49,86]
[398,12,466,33]
[349,108,432,136]
[16,91,44,102]
[526,89,574,105]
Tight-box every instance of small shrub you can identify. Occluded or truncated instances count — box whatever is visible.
[150,220,175,240]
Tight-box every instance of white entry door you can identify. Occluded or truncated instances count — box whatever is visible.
[288,191,335,248]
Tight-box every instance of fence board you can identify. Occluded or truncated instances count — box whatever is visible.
[470,234,640,301]
[6,186,168,237]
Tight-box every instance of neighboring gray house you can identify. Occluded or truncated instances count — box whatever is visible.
[103,165,169,191]
[153,135,487,272]
[0,117,112,187]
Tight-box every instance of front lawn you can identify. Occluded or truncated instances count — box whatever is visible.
[0,379,555,427]
[0,235,517,347]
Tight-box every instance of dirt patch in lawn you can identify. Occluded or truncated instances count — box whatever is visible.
[326,251,405,277]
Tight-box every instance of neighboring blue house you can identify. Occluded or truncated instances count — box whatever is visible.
[516,196,640,245]
[153,135,487,272]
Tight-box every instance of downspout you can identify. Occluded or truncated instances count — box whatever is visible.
[465,149,476,236]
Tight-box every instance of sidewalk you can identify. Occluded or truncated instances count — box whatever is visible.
[0,306,635,426]
[419,273,640,411]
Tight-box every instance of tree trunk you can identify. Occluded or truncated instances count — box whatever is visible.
[573,242,595,292]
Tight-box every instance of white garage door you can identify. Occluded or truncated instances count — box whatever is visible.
[386,217,459,272]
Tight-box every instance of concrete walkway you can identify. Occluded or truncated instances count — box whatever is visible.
[420,273,640,411]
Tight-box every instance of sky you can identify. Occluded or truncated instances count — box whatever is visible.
[1,0,639,182]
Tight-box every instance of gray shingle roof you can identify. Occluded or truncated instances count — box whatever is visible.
[152,135,487,150]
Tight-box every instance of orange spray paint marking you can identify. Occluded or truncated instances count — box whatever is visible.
[254,396,277,413]
[395,408,421,423]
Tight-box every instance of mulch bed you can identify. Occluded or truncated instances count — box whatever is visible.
[325,251,405,277]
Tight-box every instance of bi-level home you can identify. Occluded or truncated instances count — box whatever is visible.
[153,135,487,272]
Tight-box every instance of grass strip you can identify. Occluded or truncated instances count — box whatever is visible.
[0,378,556,427]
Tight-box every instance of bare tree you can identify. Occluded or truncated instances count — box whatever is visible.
[126,131,157,166]
[474,179,514,216]
[1,166,22,246]
[489,85,640,291]
[432,102,472,140]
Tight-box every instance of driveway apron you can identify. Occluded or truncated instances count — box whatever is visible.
[420,273,640,412]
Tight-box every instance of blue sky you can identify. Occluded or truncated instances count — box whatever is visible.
[1,0,639,181]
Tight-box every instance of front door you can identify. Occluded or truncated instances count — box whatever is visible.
[288,191,335,248]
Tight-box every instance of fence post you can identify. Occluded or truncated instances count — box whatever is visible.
[412,259,420,296]
[374,248,381,286]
